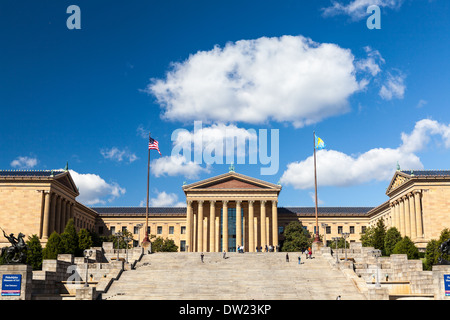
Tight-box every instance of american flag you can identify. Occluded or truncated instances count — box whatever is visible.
[149,137,161,155]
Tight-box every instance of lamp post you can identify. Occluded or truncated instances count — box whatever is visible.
[124,235,132,263]
[136,223,143,247]
[115,231,123,261]
[341,232,350,262]
[370,249,382,288]
[83,249,93,287]
[321,223,328,246]
[332,237,340,264]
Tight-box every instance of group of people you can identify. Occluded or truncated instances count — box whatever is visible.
[200,246,313,263]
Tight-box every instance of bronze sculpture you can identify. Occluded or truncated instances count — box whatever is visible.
[1,228,28,264]
[438,238,450,265]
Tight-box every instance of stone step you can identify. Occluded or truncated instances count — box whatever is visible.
[102,252,367,300]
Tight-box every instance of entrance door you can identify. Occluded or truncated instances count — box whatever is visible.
[220,207,243,252]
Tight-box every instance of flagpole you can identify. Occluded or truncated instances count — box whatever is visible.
[313,131,320,243]
[142,132,151,248]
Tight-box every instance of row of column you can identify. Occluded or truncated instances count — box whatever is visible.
[41,191,75,239]
[390,190,424,239]
[186,200,278,252]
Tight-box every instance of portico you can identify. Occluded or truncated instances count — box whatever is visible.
[183,171,281,252]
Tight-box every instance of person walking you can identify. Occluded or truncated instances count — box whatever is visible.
[308,247,312,259]
[286,253,289,262]
[298,256,301,264]
[201,252,204,263]
[223,250,226,259]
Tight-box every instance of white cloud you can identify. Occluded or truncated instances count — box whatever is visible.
[149,191,186,207]
[379,72,406,100]
[322,0,404,20]
[172,122,258,163]
[355,46,385,77]
[100,147,138,163]
[147,35,369,128]
[151,154,210,179]
[308,192,325,205]
[69,169,126,205]
[399,119,450,153]
[10,156,38,169]
[416,99,427,108]
[280,118,450,189]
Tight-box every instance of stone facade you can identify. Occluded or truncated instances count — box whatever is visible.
[1,169,449,253]
[0,170,97,247]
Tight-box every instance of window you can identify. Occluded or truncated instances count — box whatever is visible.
[157,226,162,234]
[350,226,355,234]
[147,226,151,235]
[326,226,331,234]
[98,226,104,235]
[134,226,139,234]
[338,226,343,234]
[361,226,367,234]
[122,226,127,233]
[169,226,174,234]
[278,226,284,234]
[110,226,116,235]
[180,240,186,252]
[181,226,186,234]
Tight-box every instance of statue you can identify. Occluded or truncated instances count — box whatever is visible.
[1,228,28,264]
[438,238,450,265]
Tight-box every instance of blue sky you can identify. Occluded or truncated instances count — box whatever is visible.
[1,0,449,208]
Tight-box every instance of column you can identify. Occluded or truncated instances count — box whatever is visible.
[55,195,61,233]
[70,202,74,220]
[260,200,266,249]
[404,195,411,237]
[222,200,228,252]
[66,201,71,225]
[42,191,51,239]
[186,201,193,252]
[193,209,197,252]
[248,201,254,252]
[236,200,242,250]
[209,201,215,252]
[50,193,57,234]
[400,197,406,236]
[394,201,400,230]
[414,191,423,238]
[197,200,204,252]
[409,193,417,239]
[215,213,220,252]
[60,198,67,232]
[272,200,278,248]
[203,214,208,251]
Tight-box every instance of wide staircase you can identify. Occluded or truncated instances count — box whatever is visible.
[102,252,367,300]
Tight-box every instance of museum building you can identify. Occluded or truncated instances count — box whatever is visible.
[1,167,450,252]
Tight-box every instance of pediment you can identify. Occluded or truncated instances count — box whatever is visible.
[386,171,410,195]
[183,172,281,191]
[54,171,79,195]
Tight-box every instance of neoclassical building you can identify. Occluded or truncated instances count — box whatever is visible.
[1,168,449,252]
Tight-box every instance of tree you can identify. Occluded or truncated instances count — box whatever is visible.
[393,236,419,259]
[151,236,178,252]
[384,227,402,256]
[78,229,93,254]
[373,219,387,253]
[423,228,450,270]
[26,234,43,270]
[360,226,375,247]
[43,231,64,259]
[281,221,311,252]
[424,239,439,271]
[60,218,79,256]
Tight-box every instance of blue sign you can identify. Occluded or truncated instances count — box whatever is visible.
[1,274,22,296]
[445,274,450,296]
